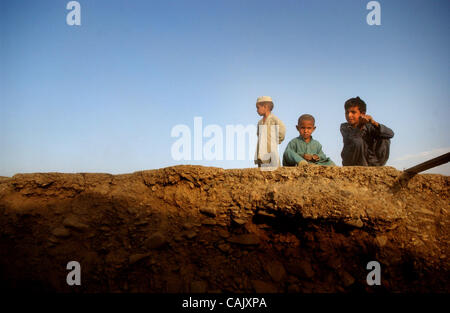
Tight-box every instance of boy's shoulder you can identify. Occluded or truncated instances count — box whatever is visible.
[259,113,283,125]
[340,123,357,135]
[288,136,302,144]
[310,138,323,147]
[288,136,320,146]
[268,113,283,123]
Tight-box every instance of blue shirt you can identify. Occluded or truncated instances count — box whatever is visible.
[282,136,335,166]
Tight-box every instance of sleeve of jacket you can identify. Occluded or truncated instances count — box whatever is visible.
[277,118,286,144]
[283,140,304,166]
[377,123,394,139]
[316,142,328,162]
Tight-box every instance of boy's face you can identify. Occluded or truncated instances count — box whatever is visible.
[345,106,362,127]
[296,120,316,140]
[256,103,270,116]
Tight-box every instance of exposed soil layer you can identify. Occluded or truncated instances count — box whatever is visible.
[0,165,448,293]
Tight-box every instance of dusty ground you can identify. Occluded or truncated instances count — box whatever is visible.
[0,165,448,293]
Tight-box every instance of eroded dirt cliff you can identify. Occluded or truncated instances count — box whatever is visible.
[0,165,448,292]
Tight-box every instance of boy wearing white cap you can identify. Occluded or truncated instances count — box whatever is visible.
[254,96,286,168]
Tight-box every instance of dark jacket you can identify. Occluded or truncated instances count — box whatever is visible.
[340,122,394,166]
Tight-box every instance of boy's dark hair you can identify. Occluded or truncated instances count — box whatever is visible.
[344,97,367,114]
[298,114,315,125]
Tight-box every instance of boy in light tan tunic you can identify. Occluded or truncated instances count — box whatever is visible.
[254,96,286,168]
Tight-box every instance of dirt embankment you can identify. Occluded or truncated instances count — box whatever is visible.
[0,165,448,293]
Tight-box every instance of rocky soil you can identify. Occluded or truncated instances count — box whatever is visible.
[0,165,448,293]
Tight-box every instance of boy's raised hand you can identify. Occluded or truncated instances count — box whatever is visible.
[359,114,379,128]
[303,154,313,161]
[359,114,370,124]
[312,154,320,161]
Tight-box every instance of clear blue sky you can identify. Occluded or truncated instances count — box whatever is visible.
[1,0,449,176]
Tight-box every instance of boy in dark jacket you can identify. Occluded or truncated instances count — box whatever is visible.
[340,97,394,166]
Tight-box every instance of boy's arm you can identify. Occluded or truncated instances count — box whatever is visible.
[361,115,394,139]
[277,119,286,144]
[315,142,329,161]
[376,124,394,139]
[340,123,354,142]
[340,123,358,166]
[367,122,394,139]
[283,140,305,166]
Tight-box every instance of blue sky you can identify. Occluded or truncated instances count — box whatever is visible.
[1,0,449,176]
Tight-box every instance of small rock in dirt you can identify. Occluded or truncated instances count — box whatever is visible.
[145,232,167,249]
[218,229,230,238]
[200,207,216,218]
[339,270,355,287]
[135,220,149,226]
[218,244,231,253]
[227,234,260,246]
[183,222,194,229]
[232,217,246,225]
[99,226,110,232]
[298,261,315,279]
[185,230,197,239]
[63,215,89,230]
[304,232,315,242]
[166,277,182,293]
[345,218,364,228]
[257,211,276,218]
[129,253,150,265]
[190,280,208,293]
[251,280,277,293]
[233,250,242,258]
[375,235,388,247]
[52,227,70,238]
[286,260,315,279]
[202,219,217,226]
[339,189,352,197]
[288,284,301,293]
[48,236,59,244]
[406,225,419,233]
[265,261,287,282]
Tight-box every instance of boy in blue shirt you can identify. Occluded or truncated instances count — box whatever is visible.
[283,114,335,166]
